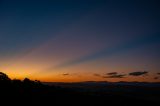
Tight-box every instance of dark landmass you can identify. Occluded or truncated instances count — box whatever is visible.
[0,72,160,106]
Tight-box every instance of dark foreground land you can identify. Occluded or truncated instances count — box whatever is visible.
[0,72,160,106]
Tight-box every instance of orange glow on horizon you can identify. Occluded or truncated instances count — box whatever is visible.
[1,55,159,83]
[4,70,159,83]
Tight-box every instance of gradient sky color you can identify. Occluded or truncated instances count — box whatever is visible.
[0,0,160,82]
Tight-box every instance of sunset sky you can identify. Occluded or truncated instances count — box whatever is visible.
[0,0,159,82]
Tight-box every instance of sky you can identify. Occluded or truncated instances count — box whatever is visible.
[0,0,160,82]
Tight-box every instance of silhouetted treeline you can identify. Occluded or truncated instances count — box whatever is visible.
[0,72,43,91]
[0,72,160,106]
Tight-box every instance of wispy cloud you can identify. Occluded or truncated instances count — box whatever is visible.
[106,72,118,75]
[93,73,101,77]
[102,74,126,78]
[62,73,69,76]
[102,72,126,78]
[129,71,148,76]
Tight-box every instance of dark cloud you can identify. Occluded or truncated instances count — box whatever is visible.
[102,74,126,78]
[129,71,148,76]
[154,77,159,80]
[93,74,101,77]
[106,72,118,75]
